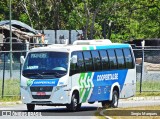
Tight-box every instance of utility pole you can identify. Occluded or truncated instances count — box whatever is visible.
[9,0,13,79]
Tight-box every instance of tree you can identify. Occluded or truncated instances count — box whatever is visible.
[0,0,159,42]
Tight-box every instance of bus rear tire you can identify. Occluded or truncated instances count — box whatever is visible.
[66,93,81,111]
[111,90,119,108]
[101,90,119,108]
[27,104,35,111]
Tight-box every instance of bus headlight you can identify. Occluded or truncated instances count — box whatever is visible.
[54,85,67,92]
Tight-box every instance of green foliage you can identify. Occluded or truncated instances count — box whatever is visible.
[0,1,9,20]
[19,14,29,24]
[0,0,159,42]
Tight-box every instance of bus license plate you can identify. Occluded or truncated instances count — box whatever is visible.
[37,92,46,95]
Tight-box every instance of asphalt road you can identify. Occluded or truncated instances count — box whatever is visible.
[0,99,160,119]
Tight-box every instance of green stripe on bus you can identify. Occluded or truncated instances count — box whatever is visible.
[79,73,86,98]
[89,46,94,50]
[82,47,87,50]
[86,72,92,85]
[82,72,92,102]
[79,73,85,86]
[78,72,93,103]
[82,82,92,102]
[80,83,85,97]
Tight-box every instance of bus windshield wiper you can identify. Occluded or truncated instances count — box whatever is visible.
[24,72,44,78]
[42,71,66,78]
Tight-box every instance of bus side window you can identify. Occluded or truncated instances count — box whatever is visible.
[99,50,109,70]
[108,49,117,69]
[91,50,102,71]
[77,51,85,72]
[123,48,134,69]
[115,49,125,69]
[70,51,78,75]
[83,51,94,72]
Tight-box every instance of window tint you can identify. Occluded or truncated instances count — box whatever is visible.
[108,49,117,69]
[83,51,93,71]
[70,52,77,73]
[91,51,102,71]
[77,51,85,72]
[99,50,109,70]
[123,48,134,69]
[115,49,125,69]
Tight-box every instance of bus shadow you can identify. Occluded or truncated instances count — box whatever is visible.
[20,106,99,116]
[35,106,98,112]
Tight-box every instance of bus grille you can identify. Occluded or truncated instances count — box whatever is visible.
[32,95,51,99]
[30,86,53,92]
[30,86,53,99]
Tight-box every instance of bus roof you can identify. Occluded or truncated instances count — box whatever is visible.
[30,43,131,53]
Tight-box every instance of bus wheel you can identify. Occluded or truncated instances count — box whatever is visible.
[27,104,35,111]
[66,93,80,111]
[77,103,81,110]
[101,101,111,108]
[111,90,119,108]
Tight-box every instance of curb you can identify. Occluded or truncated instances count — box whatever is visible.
[98,96,160,119]
[125,96,160,101]
[99,109,112,119]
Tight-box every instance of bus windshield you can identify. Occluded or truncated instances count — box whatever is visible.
[22,52,68,79]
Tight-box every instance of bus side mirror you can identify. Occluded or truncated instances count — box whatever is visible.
[20,56,25,64]
[71,55,77,64]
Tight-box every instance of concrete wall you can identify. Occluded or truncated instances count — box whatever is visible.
[136,63,160,81]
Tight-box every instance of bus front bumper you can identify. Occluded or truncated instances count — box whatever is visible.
[21,87,71,105]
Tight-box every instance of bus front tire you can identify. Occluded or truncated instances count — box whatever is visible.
[27,104,35,111]
[66,93,81,111]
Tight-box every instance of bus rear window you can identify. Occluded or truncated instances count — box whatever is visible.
[115,49,125,69]
[123,48,134,69]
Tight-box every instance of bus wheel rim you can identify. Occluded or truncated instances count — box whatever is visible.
[113,94,118,107]
[73,98,77,107]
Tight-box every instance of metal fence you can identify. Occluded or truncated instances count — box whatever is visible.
[0,43,160,97]
[134,46,160,93]
[0,42,50,98]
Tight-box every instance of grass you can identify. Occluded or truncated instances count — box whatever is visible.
[102,106,160,119]
[0,96,21,106]
[136,92,160,97]
[0,96,20,102]
[136,81,160,97]
[0,79,20,101]
[136,80,160,92]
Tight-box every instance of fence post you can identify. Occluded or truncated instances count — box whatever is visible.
[69,30,71,44]
[55,30,57,44]
[140,40,145,93]
[2,52,6,98]
[19,52,22,100]
[26,40,29,52]
[20,52,22,81]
